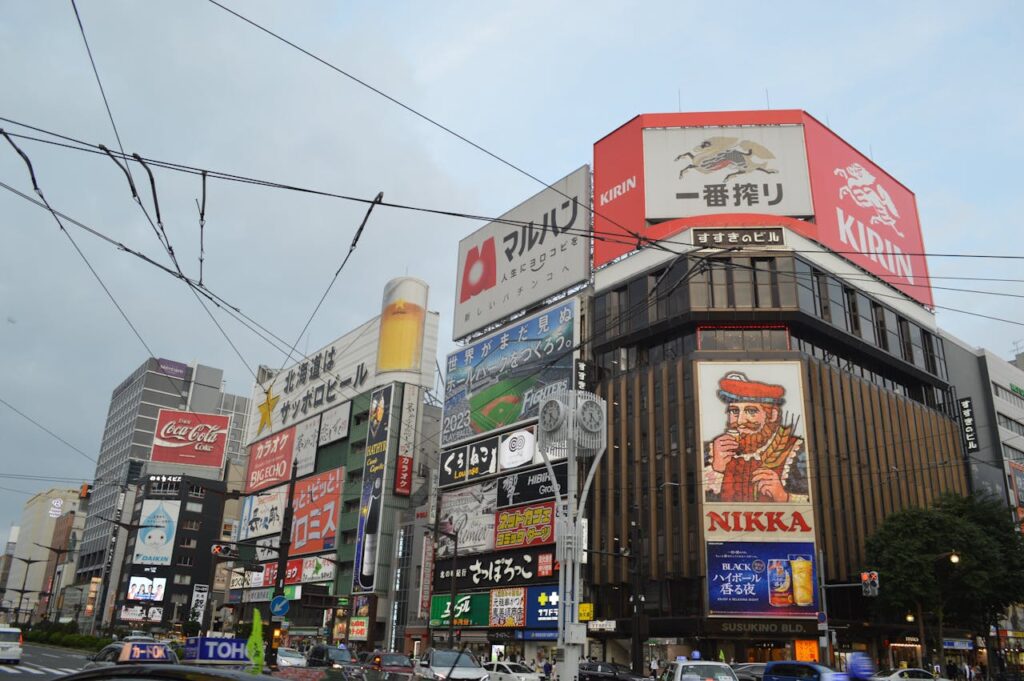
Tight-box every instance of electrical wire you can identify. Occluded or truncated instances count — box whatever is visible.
[0,395,96,464]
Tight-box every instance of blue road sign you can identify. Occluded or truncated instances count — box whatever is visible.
[270,595,290,617]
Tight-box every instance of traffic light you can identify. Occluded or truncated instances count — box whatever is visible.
[860,570,879,596]
[211,544,238,559]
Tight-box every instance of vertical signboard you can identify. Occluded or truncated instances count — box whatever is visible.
[697,361,817,619]
[132,501,180,566]
[1007,461,1024,533]
[239,485,287,540]
[441,300,577,447]
[453,166,591,339]
[245,428,296,493]
[353,384,394,594]
[319,402,352,447]
[394,385,420,497]
[189,584,209,623]
[293,416,321,477]
[290,468,342,556]
[959,397,980,453]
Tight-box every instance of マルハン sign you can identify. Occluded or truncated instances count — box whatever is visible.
[454,166,590,339]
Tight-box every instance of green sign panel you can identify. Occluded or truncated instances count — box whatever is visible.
[1012,384,1024,400]
[429,593,490,627]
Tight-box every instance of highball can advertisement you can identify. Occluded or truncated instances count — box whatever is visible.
[706,541,818,618]
[441,300,576,447]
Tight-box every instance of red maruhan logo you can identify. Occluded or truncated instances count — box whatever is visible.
[675,137,779,182]
[459,237,497,302]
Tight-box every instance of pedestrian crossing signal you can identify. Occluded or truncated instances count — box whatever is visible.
[861,571,879,596]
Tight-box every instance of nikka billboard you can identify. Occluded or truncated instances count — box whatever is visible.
[454,166,590,339]
[592,111,932,308]
[151,409,230,469]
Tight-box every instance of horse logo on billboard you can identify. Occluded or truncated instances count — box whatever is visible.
[675,137,779,182]
[834,163,903,237]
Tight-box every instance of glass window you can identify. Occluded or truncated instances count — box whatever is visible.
[732,257,754,309]
[845,288,861,336]
[710,261,729,308]
[827,278,848,332]
[815,271,831,321]
[628,277,648,332]
[185,501,203,513]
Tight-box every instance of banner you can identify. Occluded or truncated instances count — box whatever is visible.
[245,427,296,493]
[151,409,230,469]
[127,576,167,601]
[319,402,352,446]
[353,384,394,594]
[495,501,556,550]
[706,541,818,618]
[441,299,577,447]
[439,435,499,487]
[133,500,180,565]
[290,468,342,556]
[429,593,490,628]
[489,587,527,628]
[262,558,303,587]
[394,385,420,497]
[454,166,590,339]
[349,617,370,641]
[189,584,209,623]
[437,480,498,558]
[239,485,287,540]
[525,586,559,629]
[294,415,321,477]
[301,555,337,583]
[496,462,567,509]
[1008,461,1024,532]
[697,361,815,542]
[120,605,163,622]
[434,546,557,592]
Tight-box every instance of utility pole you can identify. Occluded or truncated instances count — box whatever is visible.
[629,510,646,675]
[426,527,459,647]
[537,388,607,681]
[266,459,298,669]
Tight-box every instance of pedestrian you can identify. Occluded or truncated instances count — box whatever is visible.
[543,659,553,680]
[650,658,659,678]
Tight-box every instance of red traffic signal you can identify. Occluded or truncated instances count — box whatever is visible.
[211,544,238,558]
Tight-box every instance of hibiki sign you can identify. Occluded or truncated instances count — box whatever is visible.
[454,166,590,339]
[151,410,230,469]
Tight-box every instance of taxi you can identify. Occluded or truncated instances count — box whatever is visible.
[84,641,179,669]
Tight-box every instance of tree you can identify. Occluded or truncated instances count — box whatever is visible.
[182,620,201,637]
[865,494,1024,666]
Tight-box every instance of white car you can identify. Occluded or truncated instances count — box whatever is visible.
[0,628,22,665]
[871,670,946,681]
[484,661,543,681]
[277,647,308,668]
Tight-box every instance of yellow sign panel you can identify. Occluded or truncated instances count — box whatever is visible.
[579,603,594,622]
[794,640,819,662]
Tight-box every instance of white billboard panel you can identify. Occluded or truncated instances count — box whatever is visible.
[239,485,287,540]
[453,166,590,339]
[643,126,812,220]
[132,501,180,566]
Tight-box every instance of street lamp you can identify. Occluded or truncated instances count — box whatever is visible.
[9,556,46,627]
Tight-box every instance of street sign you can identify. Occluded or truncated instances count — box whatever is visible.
[270,595,290,617]
[579,603,594,622]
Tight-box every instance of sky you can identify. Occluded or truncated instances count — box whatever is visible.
[1,1,1023,539]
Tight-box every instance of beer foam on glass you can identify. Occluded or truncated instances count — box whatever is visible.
[376,277,427,373]
[790,555,814,606]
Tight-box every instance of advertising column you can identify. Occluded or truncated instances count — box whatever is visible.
[697,361,819,659]
[353,385,394,595]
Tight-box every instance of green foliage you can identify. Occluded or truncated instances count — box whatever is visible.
[21,629,112,651]
[866,493,1024,630]
[182,620,202,637]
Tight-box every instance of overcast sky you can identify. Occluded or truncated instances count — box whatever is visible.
[1,1,1022,539]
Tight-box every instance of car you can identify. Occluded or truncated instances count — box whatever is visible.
[56,663,276,681]
[763,661,848,681]
[733,664,767,681]
[307,644,365,678]
[660,660,738,681]
[414,648,488,681]
[871,670,945,681]
[275,648,307,668]
[364,652,414,675]
[579,661,648,681]
[483,661,543,681]
[124,635,159,643]
[84,642,180,670]
[0,627,22,665]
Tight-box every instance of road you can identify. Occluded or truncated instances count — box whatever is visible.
[0,644,89,679]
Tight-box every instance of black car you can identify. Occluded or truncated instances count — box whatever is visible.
[734,664,767,681]
[307,644,365,678]
[579,662,647,681]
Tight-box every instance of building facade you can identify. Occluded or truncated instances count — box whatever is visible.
[75,358,249,590]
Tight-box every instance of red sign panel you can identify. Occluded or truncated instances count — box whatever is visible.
[494,501,555,550]
[290,468,342,556]
[245,427,296,493]
[803,116,932,307]
[151,409,230,468]
[261,558,303,586]
[394,455,413,497]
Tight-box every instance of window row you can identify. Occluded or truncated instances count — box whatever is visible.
[998,413,1024,438]
[994,384,1024,411]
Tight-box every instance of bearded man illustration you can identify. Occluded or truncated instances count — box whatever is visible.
[704,371,809,503]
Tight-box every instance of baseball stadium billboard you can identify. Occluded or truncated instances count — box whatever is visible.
[441,299,577,447]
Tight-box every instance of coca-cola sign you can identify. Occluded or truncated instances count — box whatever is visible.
[151,409,230,469]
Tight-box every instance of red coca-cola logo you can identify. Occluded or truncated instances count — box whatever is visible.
[157,420,225,452]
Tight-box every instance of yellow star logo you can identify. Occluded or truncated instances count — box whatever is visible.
[256,388,279,436]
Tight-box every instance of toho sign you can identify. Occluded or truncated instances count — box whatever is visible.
[429,593,490,627]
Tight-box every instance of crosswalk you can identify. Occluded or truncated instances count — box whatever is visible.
[0,663,82,676]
